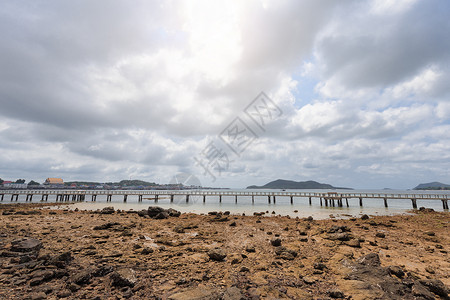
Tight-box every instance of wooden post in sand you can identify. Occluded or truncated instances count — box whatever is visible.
[383,198,388,208]
[123,195,128,202]
[235,195,238,203]
[411,198,417,209]
[345,198,349,207]
[107,195,112,202]
[320,197,323,206]
[290,196,294,205]
[273,196,276,204]
[203,195,206,203]
[268,196,271,204]
[359,197,363,207]
[309,197,312,205]
[170,195,174,203]
[219,195,222,203]
[186,194,189,203]
[252,195,254,204]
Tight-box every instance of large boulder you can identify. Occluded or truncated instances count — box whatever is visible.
[110,268,137,287]
[10,238,42,253]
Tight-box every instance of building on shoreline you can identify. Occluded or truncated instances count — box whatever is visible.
[44,178,64,185]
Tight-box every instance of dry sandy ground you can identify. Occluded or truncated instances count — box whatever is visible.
[0,203,448,299]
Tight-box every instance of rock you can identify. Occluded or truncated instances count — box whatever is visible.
[357,253,381,267]
[137,210,148,217]
[168,287,220,300]
[57,290,72,298]
[240,266,250,272]
[223,286,244,300]
[346,239,361,248]
[47,251,72,268]
[313,262,327,270]
[306,216,313,221]
[229,221,236,227]
[328,289,345,298]
[424,231,435,236]
[328,225,351,233]
[30,292,47,300]
[387,266,405,278]
[270,238,282,247]
[245,246,255,253]
[412,282,435,300]
[208,249,227,262]
[173,225,185,233]
[327,232,351,241]
[303,276,316,284]
[167,208,181,217]
[10,238,42,253]
[110,268,137,287]
[361,214,369,220]
[208,211,218,215]
[72,270,92,285]
[279,252,295,260]
[93,222,120,230]
[375,232,386,238]
[147,206,166,217]
[154,211,169,219]
[100,206,115,214]
[418,279,449,297]
[93,265,114,277]
[223,211,230,215]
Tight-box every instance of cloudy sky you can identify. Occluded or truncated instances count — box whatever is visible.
[1,0,449,189]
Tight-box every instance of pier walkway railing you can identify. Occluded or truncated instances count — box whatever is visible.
[1,189,449,209]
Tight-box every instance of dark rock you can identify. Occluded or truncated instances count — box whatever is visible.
[279,252,295,260]
[208,211,218,215]
[173,226,185,233]
[68,283,80,292]
[167,208,181,217]
[314,262,327,271]
[147,206,166,217]
[306,216,314,221]
[223,211,230,215]
[327,232,351,241]
[93,265,114,277]
[303,276,316,284]
[357,253,381,267]
[328,225,351,233]
[93,222,120,230]
[424,231,435,236]
[412,282,435,300]
[154,211,169,219]
[137,210,148,217]
[100,206,115,214]
[270,238,282,247]
[418,279,449,297]
[240,266,250,272]
[375,232,386,238]
[388,266,405,278]
[47,251,72,268]
[71,270,92,285]
[229,221,236,227]
[110,268,137,287]
[328,289,345,298]
[245,246,255,253]
[347,239,361,248]
[361,214,369,220]
[208,248,227,261]
[10,238,42,253]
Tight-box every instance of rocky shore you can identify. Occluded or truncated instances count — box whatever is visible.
[0,203,449,299]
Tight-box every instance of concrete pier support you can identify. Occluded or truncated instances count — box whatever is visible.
[186,195,190,203]
[290,196,294,205]
[107,195,112,202]
[26,194,33,201]
[346,198,349,207]
[320,197,323,206]
[443,199,449,210]
[155,195,159,203]
[123,195,128,202]
[383,198,388,208]
[203,195,206,203]
[324,198,328,207]
[170,195,174,203]
[309,197,312,205]
[219,195,222,203]
[273,196,276,204]
[138,195,142,202]
[268,196,271,204]
[359,197,363,207]
[411,198,417,209]
[92,195,97,202]
[235,195,238,203]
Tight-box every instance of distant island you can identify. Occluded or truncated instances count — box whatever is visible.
[413,182,450,190]
[247,179,350,190]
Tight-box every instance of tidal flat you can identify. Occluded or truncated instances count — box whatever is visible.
[0,203,449,299]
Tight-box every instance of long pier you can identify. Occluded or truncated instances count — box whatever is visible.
[0,189,449,210]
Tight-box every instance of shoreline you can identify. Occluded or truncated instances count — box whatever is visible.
[0,203,448,299]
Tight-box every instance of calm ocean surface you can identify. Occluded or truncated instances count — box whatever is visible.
[6,189,448,219]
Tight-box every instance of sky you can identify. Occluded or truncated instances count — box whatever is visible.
[0,0,449,189]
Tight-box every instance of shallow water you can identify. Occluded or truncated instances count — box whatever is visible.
[3,189,448,219]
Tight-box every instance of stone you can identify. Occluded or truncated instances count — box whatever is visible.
[313,262,327,271]
[10,238,42,253]
[154,211,169,219]
[361,214,369,220]
[229,221,236,227]
[57,290,72,298]
[346,239,361,248]
[208,249,227,262]
[100,206,115,214]
[270,238,282,247]
[47,251,72,268]
[223,286,244,300]
[328,289,345,298]
[387,266,405,278]
[173,226,185,233]
[93,222,119,230]
[375,232,386,238]
[303,276,316,284]
[279,252,295,260]
[357,253,381,267]
[168,287,220,300]
[30,292,47,300]
[412,282,435,300]
[147,206,166,217]
[418,279,449,297]
[167,208,181,217]
[245,246,255,253]
[72,270,92,285]
[110,268,137,287]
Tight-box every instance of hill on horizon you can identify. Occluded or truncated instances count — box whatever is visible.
[413,182,450,190]
[247,179,350,190]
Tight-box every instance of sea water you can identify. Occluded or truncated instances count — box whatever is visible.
[5,189,447,219]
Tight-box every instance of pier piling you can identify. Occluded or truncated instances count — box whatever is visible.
[442,199,448,210]
[123,195,128,202]
[170,195,174,203]
[359,197,363,207]
[384,198,388,208]
[411,199,417,209]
